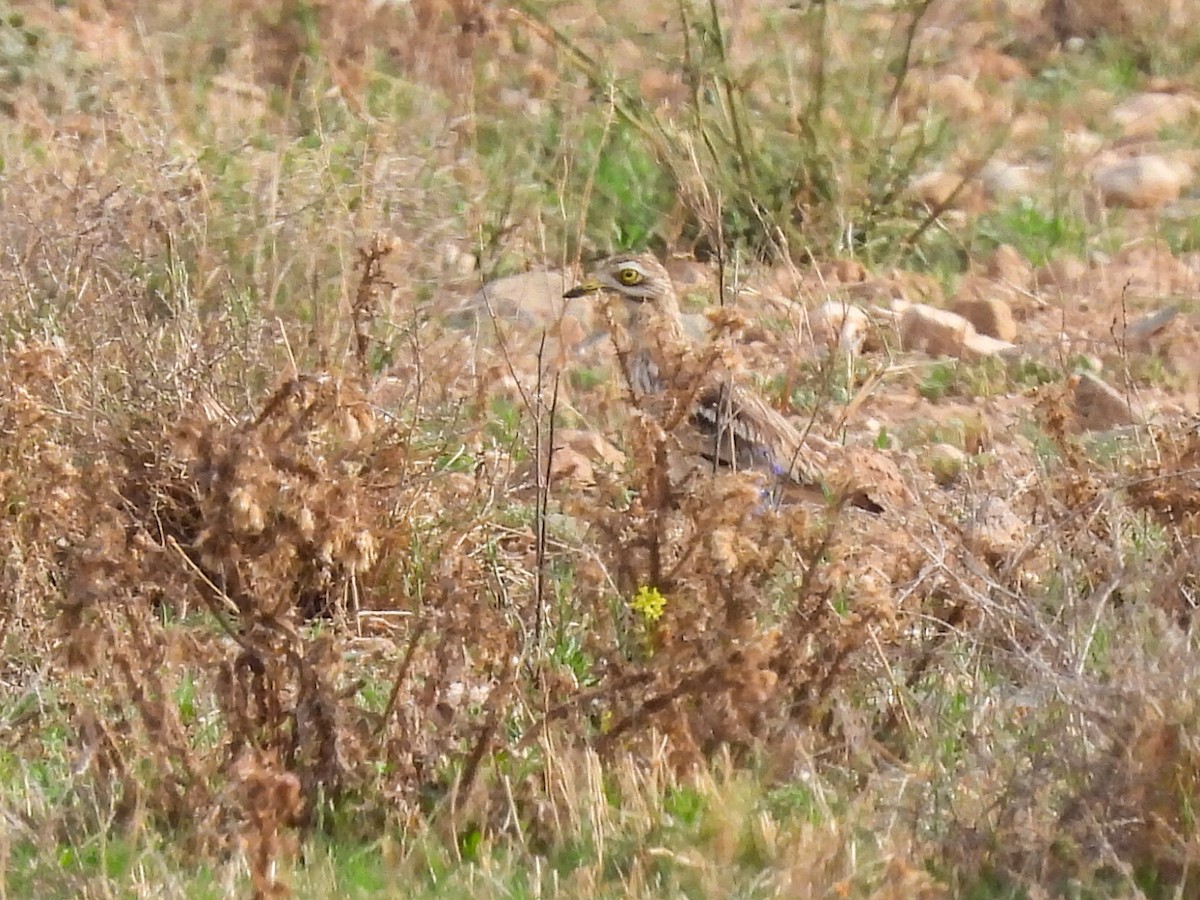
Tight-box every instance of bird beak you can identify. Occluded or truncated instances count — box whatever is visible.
[564,278,601,299]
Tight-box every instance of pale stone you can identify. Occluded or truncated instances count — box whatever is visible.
[1063,129,1105,158]
[1111,92,1199,138]
[553,429,626,468]
[928,73,986,116]
[535,430,628,492]
[951,297,1018,342]
[440,243,478,277]
[1071,372,1139,430]
[1123,306,1180,348]
[664,259,713,292]
[807,438,912,514]
[1095,155,1192,209]
[962,332,1019,359]
[1035,256,1088,291]
[899,302,970,357]
[810,301,869,354]
[900,303,1015,360]
[985,244,1033,288]
[548,448,596,490]
[964,496,1027,564]
[456,269,585,330]
[908,170,984,212]
[980,160,1037,200]
[925,442,968,486]
[831,259,868,283]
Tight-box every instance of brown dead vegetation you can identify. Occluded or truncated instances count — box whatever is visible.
[2,0,1200,897]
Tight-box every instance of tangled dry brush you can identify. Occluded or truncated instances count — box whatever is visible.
[2,0,1200,896]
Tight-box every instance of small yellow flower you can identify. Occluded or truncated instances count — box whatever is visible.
[630,585,667,623]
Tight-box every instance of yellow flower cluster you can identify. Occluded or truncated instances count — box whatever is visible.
[630,585,667,622]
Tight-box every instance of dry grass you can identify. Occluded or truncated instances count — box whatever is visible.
[2,1,1200,897]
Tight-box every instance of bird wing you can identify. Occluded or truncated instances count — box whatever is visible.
[687,378,826,486]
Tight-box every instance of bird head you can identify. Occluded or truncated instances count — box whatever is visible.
[564,254,678,315]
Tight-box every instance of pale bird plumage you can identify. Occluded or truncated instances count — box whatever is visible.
[564,253,834,499]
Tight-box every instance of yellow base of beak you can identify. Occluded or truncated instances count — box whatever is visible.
[563,279,601,299]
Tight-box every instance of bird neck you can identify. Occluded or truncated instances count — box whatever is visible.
[631,306,686,341]
[626,295,687,397]
[629,347,665,395]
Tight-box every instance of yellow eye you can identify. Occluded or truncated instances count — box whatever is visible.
[617,267,643,286]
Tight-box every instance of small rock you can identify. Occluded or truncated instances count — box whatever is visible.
[842,447,912,514]
[962,332,1019,359]
[440,243,478,277]
[639,67,686,106]
[1111,92,1199,139]
[522,61,556,98]
[664,259,713,292]
[680,313,711,342]
[985,244,1033,288]
[832,259,868,283]
[928,73,986,116]
[815,258,868,284]
[1071,372,1138,431]
[809,438,912,514]
[1034,255,1088,291]
[553,429,626,469]
[456,269,585,330]
[1095,155,1193,209]
[962,47,1028,82]
[964,496,1027,564]
[908,170,985,213]
[810,301,869,354]
[925,443,968,486]
[548,448,596,490]
[1064,129,1105,158]
[980,160,1037,200]
[900,303,1016,360]
[901,303,972,357]
[526,431,628,493]
[951,297,1018,342]
[1123,306,1180,349]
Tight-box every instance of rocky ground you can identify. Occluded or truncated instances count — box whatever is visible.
[2,0,1200,896]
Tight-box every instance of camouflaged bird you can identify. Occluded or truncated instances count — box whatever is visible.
[565,253,911,513]
[564,255,840,500]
